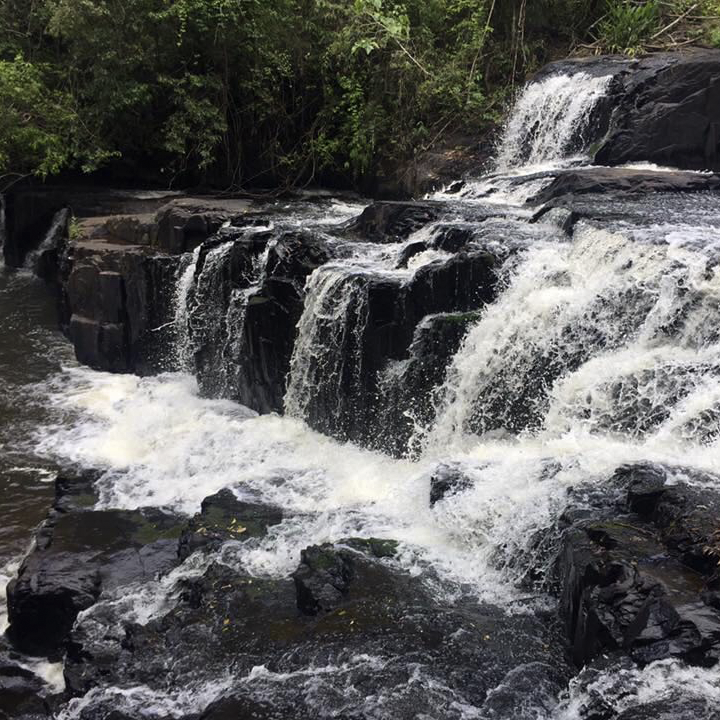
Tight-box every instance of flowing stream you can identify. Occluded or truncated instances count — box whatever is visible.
[2,71,720,718]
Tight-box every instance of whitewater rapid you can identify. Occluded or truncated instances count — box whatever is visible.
[10,70,720,718]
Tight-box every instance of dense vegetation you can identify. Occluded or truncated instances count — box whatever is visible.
[1,0,719,192]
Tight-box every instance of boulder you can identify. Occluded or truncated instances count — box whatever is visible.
[428,462,476,507]
[531,167,720,205]
[154,198,253,253]
[595,50,720,172]
[345,201,443,242]
[6,472,183,656]
[558,464,720,668]
[178,489,283,561]
[534,50,720,172]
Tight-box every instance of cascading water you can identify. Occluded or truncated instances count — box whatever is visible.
[14,70,720,720]
[495,72,613,171]
[23,207,68,273]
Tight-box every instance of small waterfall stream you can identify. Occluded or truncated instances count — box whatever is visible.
[495,71,613,171]
[19,71,720,719]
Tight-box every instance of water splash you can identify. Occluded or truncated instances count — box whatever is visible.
[495,72,613,172]
[23,208,68,272]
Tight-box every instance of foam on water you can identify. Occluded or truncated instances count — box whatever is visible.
[556,659,720,719]
[18,68,720,718]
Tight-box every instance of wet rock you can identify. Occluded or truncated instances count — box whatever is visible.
[64,542,571,717]
[178,489,283,561]
[6,473,183,655]
[433,225,475,252]
[293,544,355,615]
[221,230,330,413]
[379,312,479,456]
[0,653,52,719]
[559,463,720,668]
[59,240,180,374]
[595,50,720,172]
[299,249,501,453]
[153,197,254,254]
[395,240,428,268]
[532,167,720,205]
[536,50,720,172]
[199,695,296,720]
[346,201,442,242]
[429,463,475,507]
[530,206,578,236]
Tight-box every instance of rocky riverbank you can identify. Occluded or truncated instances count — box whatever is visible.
[2,48,720,720]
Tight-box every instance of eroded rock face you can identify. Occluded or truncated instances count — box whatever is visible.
[558,464,720,669]
[534,50,720,172]
[596,51,720,172]
[60,241,179,374]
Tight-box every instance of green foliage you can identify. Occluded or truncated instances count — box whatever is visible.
[598,0,661,54]
[0,0,703,189]
[0,55,112,179]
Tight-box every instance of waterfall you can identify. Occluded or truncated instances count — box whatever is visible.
[427,220,720,451]
[23,66,720,720]
[284,266,370,434]
[495,72,612,171]
[174,246,202,371]
[23,208,68,272]
[172,229,273,393]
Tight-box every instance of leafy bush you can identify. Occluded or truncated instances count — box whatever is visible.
[598,0,661,54]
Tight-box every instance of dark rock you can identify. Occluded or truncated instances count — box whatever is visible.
[293,544,355,615]
[429,463,475,506]
[199,695,293,720]
[297,249,501,453]
[264,230,330,286]
[154,198,254,253]
[395,240,427,268]
[432,225,475,252]
[6,473,183,655]
[59,239,180,374]
[0,652,52,719]
[64,543,570,717]
[595,50,720,172]
[530,206,578,235]
[178,489,283,561]
[346,201,442,242]
[558,464,720,669]
[532,167,720,205]
[535,50,720,172]
[374,131,495,199]
[196,229,330,413]
[379,312,478,456]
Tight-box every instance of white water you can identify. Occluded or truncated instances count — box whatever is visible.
[173,246,201,371]
[495,72,613,172]
[19,73,720,719]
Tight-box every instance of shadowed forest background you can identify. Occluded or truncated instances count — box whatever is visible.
[2,0,719,193]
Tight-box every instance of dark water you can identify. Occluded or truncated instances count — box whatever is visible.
[0,267,74,579]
